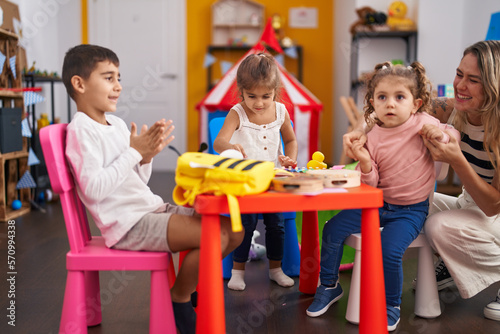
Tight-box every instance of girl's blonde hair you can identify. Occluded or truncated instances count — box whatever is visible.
[453,40,500,173]
[363,61,432,126]
[236,52,282,101]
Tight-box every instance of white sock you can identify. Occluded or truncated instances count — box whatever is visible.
[269,267,294,287]
[228,269,246,291]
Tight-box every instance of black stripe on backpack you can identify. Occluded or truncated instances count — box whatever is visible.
[242,161,265,171]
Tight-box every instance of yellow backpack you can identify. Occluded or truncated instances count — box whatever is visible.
[172,152,275,231]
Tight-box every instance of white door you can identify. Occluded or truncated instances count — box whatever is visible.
[88,0,186,171]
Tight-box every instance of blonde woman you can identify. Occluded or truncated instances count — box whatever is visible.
[421,40,500,321]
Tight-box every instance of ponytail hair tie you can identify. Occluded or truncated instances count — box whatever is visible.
[382,65,388,70]
[407,65,413,70]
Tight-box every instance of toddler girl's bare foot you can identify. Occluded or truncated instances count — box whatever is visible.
[269,267,294,287]
[228,269,246,290]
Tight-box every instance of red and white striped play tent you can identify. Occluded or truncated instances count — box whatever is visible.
[196,27,322,167]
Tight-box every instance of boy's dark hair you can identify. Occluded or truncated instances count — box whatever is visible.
[62,44,120,100]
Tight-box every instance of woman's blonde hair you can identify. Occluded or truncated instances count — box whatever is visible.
[363,61,432,126]
[453,40,500,173]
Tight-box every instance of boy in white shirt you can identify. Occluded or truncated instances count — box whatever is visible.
[62,44,243,334]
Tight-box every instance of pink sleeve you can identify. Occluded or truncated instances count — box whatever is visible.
[437,123,460,143]
[356,159,379,187]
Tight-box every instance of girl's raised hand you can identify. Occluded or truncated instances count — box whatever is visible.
[351,140,372,173]
[231,144,247,158]
[343,129,367,160]
[278,155,297,168]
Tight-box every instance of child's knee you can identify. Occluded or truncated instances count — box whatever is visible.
[229,225,244,246]
[423,216,443,243]
[220,216,244,245]
[234,229,244,244]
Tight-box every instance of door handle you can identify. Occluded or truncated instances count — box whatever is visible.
[160,73,177,79]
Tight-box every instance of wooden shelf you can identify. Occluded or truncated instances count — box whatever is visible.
[436,169,463,196]
[211,0,264,46]
[436,184,462,197]
[214,24,262,28]
[0,90,23,99]
[0,153,31,222]
[0,3,30,222]
[0,150,28,160]
[23,74,62,82]
[1,206,30,221]
[352,30,418,39]
[0,28,19,40]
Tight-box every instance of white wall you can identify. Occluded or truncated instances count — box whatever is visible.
[11,0,80,124]
[332,0,500,163]
[416,0,465,87]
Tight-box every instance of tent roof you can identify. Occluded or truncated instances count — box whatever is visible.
[196,43,322,118]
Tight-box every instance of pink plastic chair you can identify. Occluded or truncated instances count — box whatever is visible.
[40,123,176,334]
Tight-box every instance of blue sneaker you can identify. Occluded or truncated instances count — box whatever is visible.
[306,283,344,317]
[387,305,400,331]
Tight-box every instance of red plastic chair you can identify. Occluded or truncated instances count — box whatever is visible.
[40,123,176,334]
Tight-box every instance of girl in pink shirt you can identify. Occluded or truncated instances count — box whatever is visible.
[306,61,459,332]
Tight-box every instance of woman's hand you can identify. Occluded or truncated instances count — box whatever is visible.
[424,130,500,216]
[421,129,461,165]
[419,124,444,142]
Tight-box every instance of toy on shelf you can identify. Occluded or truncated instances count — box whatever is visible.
[306,151,327,169]
[349,6,389,35]
[37,188,58,204]
[271,14,295,49]
[271,13,286,42]
[37,113,50,131]
[387,1,416,31]
[11,199,22,210]
[228,36,249,47]
[23,61,60,79]
[27,61,36,73]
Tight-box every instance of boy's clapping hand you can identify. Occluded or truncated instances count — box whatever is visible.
[130,119,175,164]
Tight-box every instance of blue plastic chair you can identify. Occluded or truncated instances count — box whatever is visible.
[208,117,301,278]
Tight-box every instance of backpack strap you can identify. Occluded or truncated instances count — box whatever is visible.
[226,194,243,232]
[172,179,203,206]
